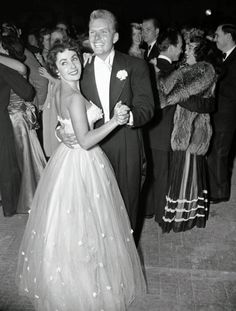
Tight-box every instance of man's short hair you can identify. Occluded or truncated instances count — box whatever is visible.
[157,28,181,52]
[221,24,236,43]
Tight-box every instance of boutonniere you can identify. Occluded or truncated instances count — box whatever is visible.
[116,70,128,81]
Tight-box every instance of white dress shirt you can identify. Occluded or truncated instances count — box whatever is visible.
[94,50,114,122]
[147,40,156,57]
[224,45,236,61]
[158,54,172,63]
[94,49,133,126]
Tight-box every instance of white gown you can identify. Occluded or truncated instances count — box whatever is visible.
[16,104,146,311]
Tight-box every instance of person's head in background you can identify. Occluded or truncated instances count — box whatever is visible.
[56,19,69,37]
[1,21,22,38]
[214,24,236,53]
[38,27,51,52]
[88,9,119,61]
[50,27,68,48]
[185,35,211,65]
[77,32,93,53]
[0,34,26,63]
[142,17,160,46]
[130,23,142,47]
[157,27,183,62]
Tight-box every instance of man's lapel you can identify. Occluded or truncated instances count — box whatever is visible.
[110,52,127,112]
[82,60,102,109]
[223,46,236,65]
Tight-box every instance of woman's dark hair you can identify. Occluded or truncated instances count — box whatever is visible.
[46,39,82,78]
[38,26,51,50]
[191,35,214,63]
[1,35,26,62]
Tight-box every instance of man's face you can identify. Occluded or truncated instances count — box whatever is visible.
[50,30,64,47]
[89,17,118,60]
[142,20,159,45]
[170,35,183,61]
[215,26,228,52]
[56,23,68,37]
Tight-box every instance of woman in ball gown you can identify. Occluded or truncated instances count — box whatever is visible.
[156,33,217,232]
[16,40,146,311]
[0,35,47,213]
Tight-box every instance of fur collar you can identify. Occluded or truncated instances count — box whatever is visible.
[157,61,217,108]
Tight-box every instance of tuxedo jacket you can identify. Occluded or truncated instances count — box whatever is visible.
[147,58,175,150]
[144,41,159,62]
[80,51,154,220]
[144,41,160,103]
[213,47,236,131]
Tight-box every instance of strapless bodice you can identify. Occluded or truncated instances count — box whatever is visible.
[58,103,103,148]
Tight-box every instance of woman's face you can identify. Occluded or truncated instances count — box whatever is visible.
[28,34,38,47]
[56,49,82,82]
[185,42,197,65]
[42,34,51,50]
[132,27,142,45]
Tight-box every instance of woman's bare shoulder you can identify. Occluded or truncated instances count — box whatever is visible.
[66,91,87,110]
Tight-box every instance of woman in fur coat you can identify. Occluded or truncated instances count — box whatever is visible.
[157,35,217,232]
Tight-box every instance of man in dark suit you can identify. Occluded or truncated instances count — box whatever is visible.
[142,17,160,106]
[207,24,236,203]
[142,28,182,224]
[142,17,160,62]
[60,9,154,233]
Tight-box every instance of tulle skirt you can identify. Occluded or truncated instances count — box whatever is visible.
[16,143,146,311]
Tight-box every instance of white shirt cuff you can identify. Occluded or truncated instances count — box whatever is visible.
[127,111,134,126]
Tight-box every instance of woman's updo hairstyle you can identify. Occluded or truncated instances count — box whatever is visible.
[46,39,82,78]
[190,35,211,62]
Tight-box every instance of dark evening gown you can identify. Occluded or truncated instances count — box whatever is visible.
[0,63,34,216]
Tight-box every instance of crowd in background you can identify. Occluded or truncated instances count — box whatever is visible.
[1,7,236,310]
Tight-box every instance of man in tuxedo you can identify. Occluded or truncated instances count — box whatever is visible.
[207,24,236,203]
[142,17,160,62]
[142,17,160,105]
[61,9,154,232]
[143,28,182,223]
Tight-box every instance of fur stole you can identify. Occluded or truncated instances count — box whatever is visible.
[156,62,216,154]
[157,61,216,108]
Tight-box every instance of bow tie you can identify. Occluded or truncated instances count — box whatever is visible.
[222,52,227,60]
[148,45,152,51]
